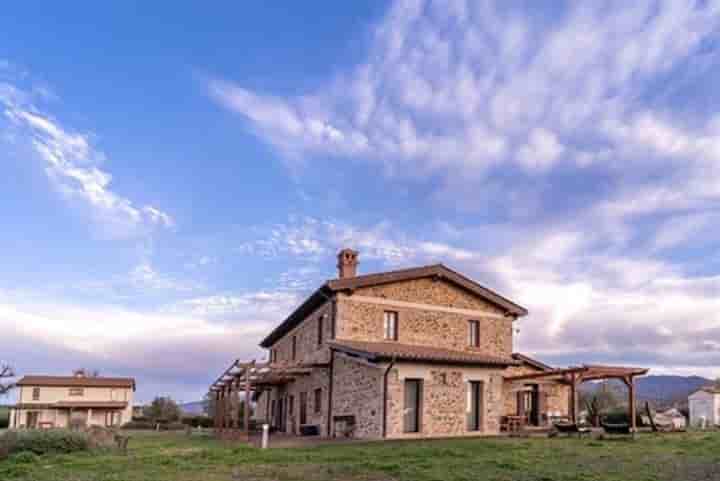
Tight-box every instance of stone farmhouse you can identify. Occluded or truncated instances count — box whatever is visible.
[8,372,135,430]
[235,249,571,440]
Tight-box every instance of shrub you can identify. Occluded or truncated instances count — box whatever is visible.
[181,416,213,428]
[0,429,90,456]
[602,408,644,427]
[10,451,39,464]
[161,422,187,431]
[121,420,155,430]
[0,407,9,429]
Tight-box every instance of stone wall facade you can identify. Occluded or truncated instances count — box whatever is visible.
[270,301,332,365]
[331,353,384,438]
[385,363,506,439]
[336,278,513,357]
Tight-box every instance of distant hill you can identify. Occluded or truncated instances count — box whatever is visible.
[179,401,206,416]
[580,375,713,405]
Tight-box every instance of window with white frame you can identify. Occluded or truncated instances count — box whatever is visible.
[384,311,398,341]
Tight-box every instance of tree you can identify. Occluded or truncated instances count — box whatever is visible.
[0,362,15,396]
[144,396,182,422]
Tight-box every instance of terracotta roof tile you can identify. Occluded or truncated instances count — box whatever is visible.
[329,339,519,366]
[16,376,135,389]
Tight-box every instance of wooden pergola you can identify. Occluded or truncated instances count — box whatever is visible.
[208,359,316,440]
[505,364,649,432]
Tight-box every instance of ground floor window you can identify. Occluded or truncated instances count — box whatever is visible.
[104,411,121,427]
[467,381,484,431]
[403,379,422,433]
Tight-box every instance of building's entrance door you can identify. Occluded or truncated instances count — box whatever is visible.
[26,411,39,429]
[518,385,541,426]
[404,379,422,433]
[468,381,484,431]
[299,392,307,426]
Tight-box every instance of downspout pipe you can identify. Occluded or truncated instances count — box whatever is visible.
[382,356,397,438]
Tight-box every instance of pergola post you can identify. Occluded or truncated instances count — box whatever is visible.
[225,385,232,432]
[218,389,224,432]
[622,375,637,434]
[214,391,220,431]
[230,379,240,430]
[568,372,579,424]
[244,361,254,432]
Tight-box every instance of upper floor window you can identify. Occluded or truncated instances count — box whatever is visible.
[384,311,398,341]
[317,315,324,347]
[469,320,480,347]
[69,387,84,397]
[292,336,297,361]
[32,387,40,400]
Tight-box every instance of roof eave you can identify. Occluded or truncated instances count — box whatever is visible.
[259,285,333,348]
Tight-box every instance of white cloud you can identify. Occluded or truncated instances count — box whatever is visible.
[515,128,565,171]
[163,291,301,321]
[1,83,173,239]
[129,262,202,292]
[238,216,479,268]
[210,1,720,185]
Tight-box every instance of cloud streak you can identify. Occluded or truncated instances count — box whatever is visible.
[1,82,173,239]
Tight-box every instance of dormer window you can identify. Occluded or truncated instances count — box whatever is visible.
[384,311,398,341]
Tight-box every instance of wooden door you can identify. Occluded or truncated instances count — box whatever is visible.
[468,381,484,431]
[404,379,422,433]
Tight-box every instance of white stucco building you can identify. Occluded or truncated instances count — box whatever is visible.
[688,387,720,428]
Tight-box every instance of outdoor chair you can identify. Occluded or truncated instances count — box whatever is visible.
[552,422,592,438]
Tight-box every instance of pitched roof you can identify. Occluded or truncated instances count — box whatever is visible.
[329,339,519,366]
[690,386,720,396]
[512,353,553,371]
[260,263,527,347]
[16,376,135,390]
[13,401,128,409]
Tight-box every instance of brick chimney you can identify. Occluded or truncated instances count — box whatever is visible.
[337,248,359,279]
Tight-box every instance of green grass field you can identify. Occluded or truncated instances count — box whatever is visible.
[2,430,720,481]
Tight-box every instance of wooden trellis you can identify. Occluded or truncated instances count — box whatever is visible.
[505,364,649,432]
[208,359,315,440]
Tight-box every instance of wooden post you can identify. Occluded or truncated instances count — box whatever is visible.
[628,375,636,433]
[214,390,221,431]
[569,373,578,424]
[244,361,254,432]
[225,385,231,431]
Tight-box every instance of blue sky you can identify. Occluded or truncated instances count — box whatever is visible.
[2,1,720,403]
